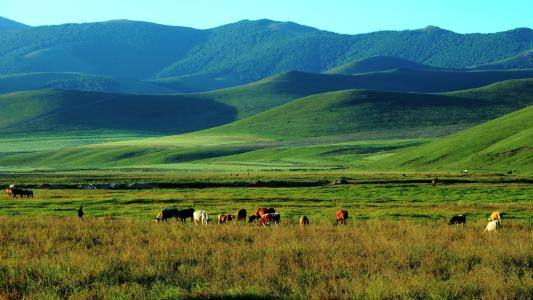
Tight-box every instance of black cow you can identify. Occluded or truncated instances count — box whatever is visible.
[449,214,466,225]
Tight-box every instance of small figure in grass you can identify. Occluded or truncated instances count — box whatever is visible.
[78,205,84,219]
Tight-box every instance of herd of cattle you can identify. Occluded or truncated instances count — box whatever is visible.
[155,207,503,232]
[4,184,505,232]
[4,185,33,198]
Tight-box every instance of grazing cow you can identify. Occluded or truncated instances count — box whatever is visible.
[23,189,33,198]
[253,207,276,217]
[11,188,26,198]
[299,215,310,227]
[449,214,466,225]
[193,210,209,225]
[259,213,281,226]
[236,209,247,222]
[4,187,12,197]
[432,177,440,187]
[217,213,235,224]
[484,220,502,233]
[488,211,504,221]
[249,215,260,223]
[155,208,195,223]
[335,209,349,225]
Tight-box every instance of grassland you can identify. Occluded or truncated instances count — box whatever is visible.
[0,177,531,298]
[382,105,533,171]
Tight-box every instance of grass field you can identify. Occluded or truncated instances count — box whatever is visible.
[0,178,531,298]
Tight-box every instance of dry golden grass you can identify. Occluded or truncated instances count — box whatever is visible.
[0,217,531,299]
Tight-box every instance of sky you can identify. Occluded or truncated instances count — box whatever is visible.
[1,0,531,34]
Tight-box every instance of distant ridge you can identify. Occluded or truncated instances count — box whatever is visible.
[471,50,533,70]
[325,56,436,74]
[0,17,530,87]
[0,16,28,29]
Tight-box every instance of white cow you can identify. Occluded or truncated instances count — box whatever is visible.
[484,220,502,233]
[193,210,209,225]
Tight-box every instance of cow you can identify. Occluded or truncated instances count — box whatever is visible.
[236,209,247,222]
[253,207,276,217]
[449,214,466,225]
[11,188,26,198]
[217,213,235,224]
[193,210,209,225]
[4,187,12,197]
[155,208,195,223]
[484,220,502,233]
[259,213,281,226]
[23,189,33,198]
[299,215,309,227]
[432,177,440,187]
[488,211,505,221]
[336,209,349,225]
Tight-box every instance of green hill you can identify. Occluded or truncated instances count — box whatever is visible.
[325,56,436,74]
[378,105,533,171]
[0,72,176,94]
[0,90,236,134]
[471,50,533,70]
[0,17,531,88]
[205,79,533,140]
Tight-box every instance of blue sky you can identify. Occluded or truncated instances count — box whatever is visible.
[1,0,531,34]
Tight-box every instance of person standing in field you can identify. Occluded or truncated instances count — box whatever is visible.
[78,205,84,219]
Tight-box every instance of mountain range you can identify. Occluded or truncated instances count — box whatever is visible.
[0,17,531,89]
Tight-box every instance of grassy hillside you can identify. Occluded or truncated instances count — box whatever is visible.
[0,90,236,134]
[0,18,531,86]
[206,79,533,140]
[325,56,436,74]
[471,50,533,70]
[378,105,533,171]
[0,72,176,94]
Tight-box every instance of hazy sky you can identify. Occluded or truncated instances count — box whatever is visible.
[1,0,531,34]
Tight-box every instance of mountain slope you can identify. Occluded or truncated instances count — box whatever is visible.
[471,50,533,70]
[205,79,533,140]
[378,106,533,171]
[325,56,436,74]
[0,17,28,30]
[0,90,236,134]
[0,72,176,94]
[0,18,531,85]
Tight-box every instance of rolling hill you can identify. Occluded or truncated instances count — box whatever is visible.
[325,56,436,74]
[0,90,236,134]
[378,105,533,171]
[0,72,176,94]
[1,80,531,169]
[0,17,531,87]
[2,70,533,136]
[204,79,533,140]
[471,50,533,70]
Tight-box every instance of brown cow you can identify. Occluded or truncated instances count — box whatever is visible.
[4,187,12,197]
[335,209,349,225]
[249,207,276,223]
[253,207,276,217]
[432,177,440,187]
[259,213,281,226]
[299,215,309,227]
[217,213,236,224]
[236,209,247,222]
